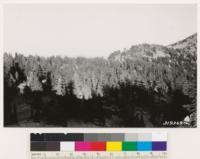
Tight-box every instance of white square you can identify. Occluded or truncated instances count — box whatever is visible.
[152,133,167,141]
[60,142,75,151]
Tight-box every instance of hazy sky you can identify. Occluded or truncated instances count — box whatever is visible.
[4,4,197,58]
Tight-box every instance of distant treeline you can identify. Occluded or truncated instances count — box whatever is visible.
[3,43,197,126]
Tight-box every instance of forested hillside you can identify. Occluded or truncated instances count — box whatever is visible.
[4,33,197,127]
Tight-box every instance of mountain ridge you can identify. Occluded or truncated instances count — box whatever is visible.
[4,33,197,127]
[108,33,197,62]
[168,33,197,49]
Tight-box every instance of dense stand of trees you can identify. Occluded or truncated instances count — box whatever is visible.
[3,35,197,127]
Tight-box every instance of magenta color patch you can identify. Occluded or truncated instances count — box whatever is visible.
[75,142,91,151]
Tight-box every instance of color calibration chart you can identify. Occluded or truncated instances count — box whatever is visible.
[30,133,167,159]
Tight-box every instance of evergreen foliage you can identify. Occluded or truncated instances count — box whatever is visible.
[3,33,197,127]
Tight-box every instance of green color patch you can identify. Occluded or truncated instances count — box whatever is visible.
[122,142,137,151]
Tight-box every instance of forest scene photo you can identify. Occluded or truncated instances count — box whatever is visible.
[3,4,197,127]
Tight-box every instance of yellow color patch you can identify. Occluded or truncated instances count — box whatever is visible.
[106,142,122,151]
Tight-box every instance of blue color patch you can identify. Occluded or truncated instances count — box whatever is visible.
[137,142,152,151]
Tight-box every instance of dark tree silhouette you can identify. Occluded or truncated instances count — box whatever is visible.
[3,32,196,128]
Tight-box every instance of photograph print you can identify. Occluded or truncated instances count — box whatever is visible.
[3,4,197,127]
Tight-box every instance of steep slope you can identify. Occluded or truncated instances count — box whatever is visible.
[169,33,197,126]
[4,33,197,127]
[109,33,197,62]
[108,33,197,100]
[169,33,197,50]
[107,33,197,126]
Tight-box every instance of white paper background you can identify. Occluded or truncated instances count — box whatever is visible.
[0,0,199,159]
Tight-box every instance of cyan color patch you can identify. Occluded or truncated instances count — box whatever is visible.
[137,142,152,151]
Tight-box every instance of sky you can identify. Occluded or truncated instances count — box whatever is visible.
[4,4,197,58]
